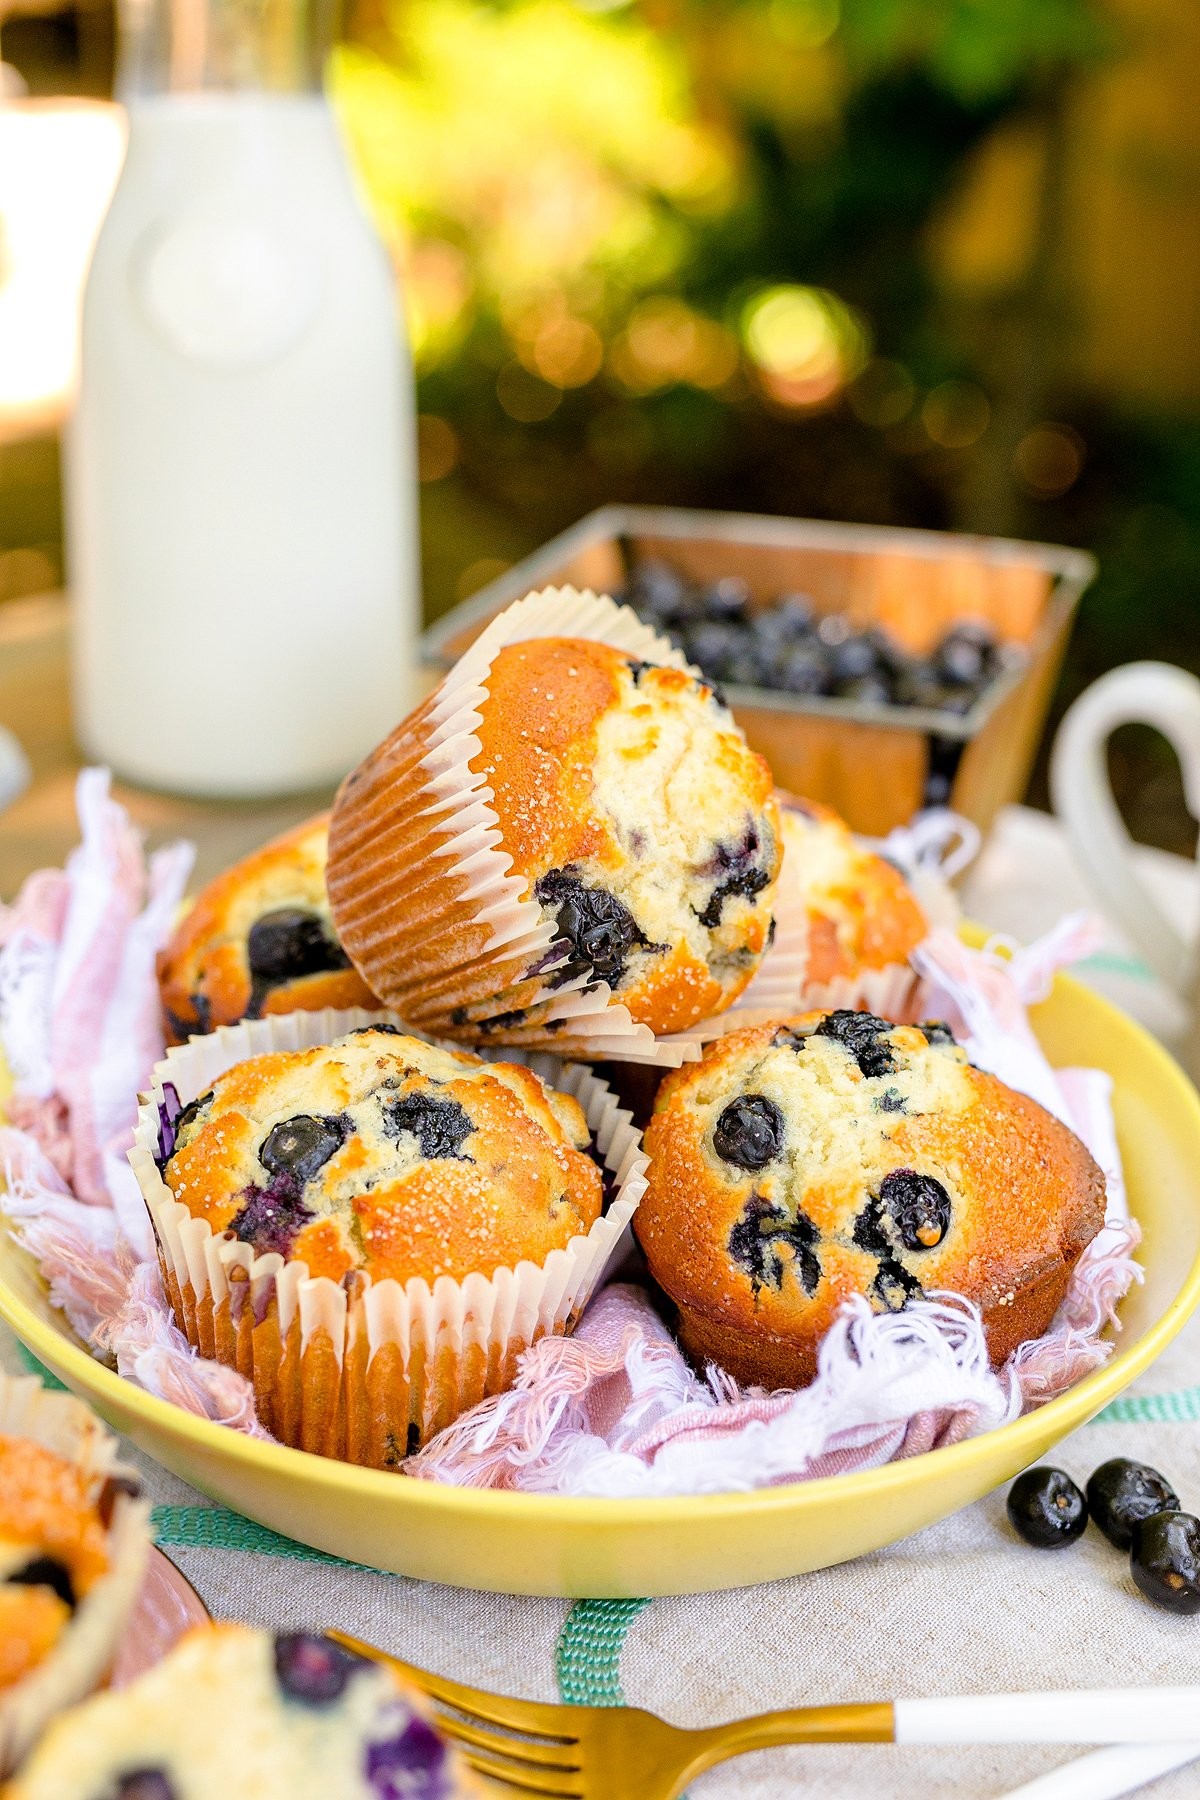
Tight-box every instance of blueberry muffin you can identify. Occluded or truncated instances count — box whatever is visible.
[0,1378,149,1775]
[155,1026,602,1287]
[157,815,380,1043]
[635,1011,1106,1387]
[0,1435,114,1696]
[778,797,930,1001]
[327,630,782,1041]
[3,1624,479,1798]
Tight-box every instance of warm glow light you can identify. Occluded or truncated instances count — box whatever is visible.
[0,100,125,429]
[741,283,868,408]
[609,296,739,392]
[416,412,459,481]
[1014,421,1085,496]
[922,378,991,448]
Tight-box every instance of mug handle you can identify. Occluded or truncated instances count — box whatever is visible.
[1050,661,1200,993]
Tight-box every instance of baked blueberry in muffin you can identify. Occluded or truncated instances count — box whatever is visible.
[157,815,380,1043]
[155,1027,602,1285]
[635,1011,1106,1387]
[1,1623,480,1798]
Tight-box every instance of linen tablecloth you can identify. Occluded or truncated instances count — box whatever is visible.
[3,803,1198,1800]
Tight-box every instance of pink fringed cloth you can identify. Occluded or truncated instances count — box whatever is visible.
[0,778,1140,1492]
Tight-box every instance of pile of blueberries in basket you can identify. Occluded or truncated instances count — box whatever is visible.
[1007,1458,1200,1614]
[617,558,1025,713]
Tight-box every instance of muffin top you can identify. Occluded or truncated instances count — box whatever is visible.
[778,799,929,985]
[636,1010,1106,1376]
[157,1027,602,1285]
[2,1624,478,1800]
[0,1435,117,1693]
[472,638,781,1034]
[157,815,379,1042]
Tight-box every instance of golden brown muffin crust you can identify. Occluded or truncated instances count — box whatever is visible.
[157,815,379,1042]
[636,1012,1106,1386]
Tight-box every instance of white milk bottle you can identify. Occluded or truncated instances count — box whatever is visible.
[67,0,419,796]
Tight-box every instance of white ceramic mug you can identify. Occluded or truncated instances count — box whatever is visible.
[1051,661,1200,1035]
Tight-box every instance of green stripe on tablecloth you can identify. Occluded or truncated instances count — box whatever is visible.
[1096,1387,1200,1423]
[12,1339,67,1390]
[555,1598,653,1705]
[1076,950,1157,982]
[150,1504,358,1564]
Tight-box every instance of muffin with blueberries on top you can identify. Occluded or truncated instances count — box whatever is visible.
[2,1623,481,1799]
[327,624,782,1045]
[137,1025,620,1461]
[0,1376,149,1777]
[635,1010,1106,1389]
[776,796,936,1015]
[157,815,380,1044]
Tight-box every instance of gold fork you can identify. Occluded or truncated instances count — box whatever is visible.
[331,1631,1200,1800]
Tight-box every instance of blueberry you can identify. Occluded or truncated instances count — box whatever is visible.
[919,1020,956,1046]
[776,642,830,695]
[879,1169,952,1250]
[851,1197,924,1311]
[260,1115,349,1185]
[697,826,773,928]
[1086,1458,1180,1551]
[274,1631,365,1704]
[1130,1512,1200,1614]
[365,1716,448,1797]
[829,634,879,684]
[348,1023,406,1037]
[229,1183,313,1258]
[1007,1468,1089,1548]
[113,1773,179,1800]
[8,1554,75,1610]
[685,620,743,680]
[713,1094,785,1170]
[704,576,751,623]
[774,592,817,636]
[535,868,659,987]
[384,1093,474,1160]
[626,558,686,623]
[247,908,350,988]
[877,1088,906,1113]
[838,673,894,706]
[728,1193,821,1295]
[937,621,996,688]
[814,1010,895,1079]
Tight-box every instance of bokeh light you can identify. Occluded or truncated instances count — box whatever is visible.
[1013,422,1086,497]
[921,379,991,449]
[849,358,916,428]
[609,297,739,393]
[496,361,562,421]
[416,414,459,482]
[741,284,869,408]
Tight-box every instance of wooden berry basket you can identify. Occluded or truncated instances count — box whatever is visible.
[422,505,1095,841]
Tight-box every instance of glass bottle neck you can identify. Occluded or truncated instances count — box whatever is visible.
[116,0,335,97]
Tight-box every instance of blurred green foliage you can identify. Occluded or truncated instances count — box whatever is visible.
[332,0,1200,854]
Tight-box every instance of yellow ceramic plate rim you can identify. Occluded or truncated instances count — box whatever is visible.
[2,951,1199,1535]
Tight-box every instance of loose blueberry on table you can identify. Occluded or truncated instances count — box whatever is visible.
[1086,1457,1180,1551]
[1006,1468,1089,1547]
[1129,1511,1200,1615]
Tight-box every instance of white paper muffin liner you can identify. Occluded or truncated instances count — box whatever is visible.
[325,586,807,1068]
[0,1373,151,1776]
[127,1007,649,1464]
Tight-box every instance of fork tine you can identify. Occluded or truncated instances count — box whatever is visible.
[329,1631,581,1740]
[451,1746,586,1797]
[431,1711,583,1770]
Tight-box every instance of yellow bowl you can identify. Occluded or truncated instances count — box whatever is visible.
[2,964,1199,1598]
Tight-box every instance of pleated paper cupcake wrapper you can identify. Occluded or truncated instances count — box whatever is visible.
[0,1373,151,1776]
[326,585,807,1068]
[128,1007,649,1466]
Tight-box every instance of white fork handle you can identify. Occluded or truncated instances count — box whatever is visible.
[998,1742,1200,1799]
[895,1687,1200,1744]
